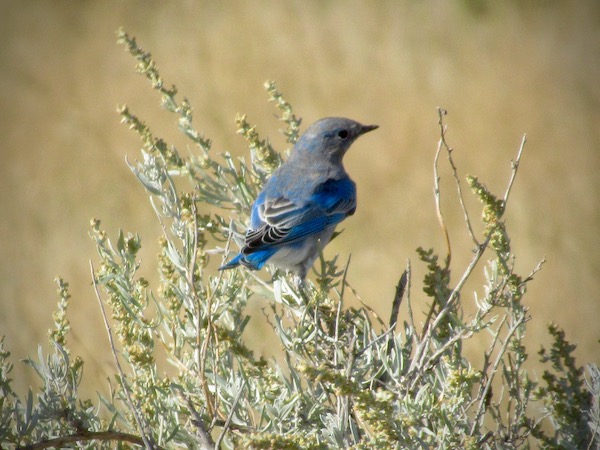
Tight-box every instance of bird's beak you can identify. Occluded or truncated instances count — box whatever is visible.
[360,124,379,135]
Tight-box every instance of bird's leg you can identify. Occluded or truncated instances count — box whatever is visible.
[293,274,306,289]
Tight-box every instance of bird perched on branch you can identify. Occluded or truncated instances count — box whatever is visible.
[220,117,378,282]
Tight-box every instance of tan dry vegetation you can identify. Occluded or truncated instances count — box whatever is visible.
[0,1,598,398]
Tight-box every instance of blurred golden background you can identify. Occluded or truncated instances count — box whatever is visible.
[1,1,598,397]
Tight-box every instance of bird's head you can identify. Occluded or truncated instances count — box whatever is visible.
[293,117,378,164]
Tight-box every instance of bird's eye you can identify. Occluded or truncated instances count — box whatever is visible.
[337,130,349,140]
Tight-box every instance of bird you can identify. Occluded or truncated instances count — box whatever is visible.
[220,117,378,281]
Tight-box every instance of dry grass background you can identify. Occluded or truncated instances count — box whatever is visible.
[1,1,598,399]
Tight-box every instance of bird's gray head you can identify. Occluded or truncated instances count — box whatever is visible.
[293,117,378,164]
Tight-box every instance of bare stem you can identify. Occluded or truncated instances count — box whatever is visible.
[436,107,479,247]
[415,131,528,368]
[470,311,527,435]
[90,261,158,450]
[215,381,246,449]
[174,387,215,449]
[502,134,527,209]
[404,260,417,339]
[433,110,452,265]
[17,430,166,450]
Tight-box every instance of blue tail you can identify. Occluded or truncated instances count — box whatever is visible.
[219,253,244,271]
[219,248,278,271]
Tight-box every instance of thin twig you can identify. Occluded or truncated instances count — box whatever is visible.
[465,314,509,413]
[408,328,471,391]
[433,110,452,265]
[333,257,350,369]
[422,109,454,345]
[501,134,527,210]
[17,430,166,450]
[335,255,352,357]
[523,258,545,283]
[470,311,527,435]
[341,334,357,445]
[192,200,227,422]
[177,388,216,450]
[343,280,385,327]
[436,107,479,247]
[414,134,527,374]
[356,327,396,358]
[215,381,246,449]
[190,202,214,419]
[90,261,158,450]
[188,199,203,374]
[477,431,494,447]
[404,260,417,338]
[409,234,490,377]
[338,254,351,303]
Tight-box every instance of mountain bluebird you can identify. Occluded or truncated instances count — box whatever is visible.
[220,117,378,281]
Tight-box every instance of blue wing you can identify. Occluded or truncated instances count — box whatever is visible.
[220,177,356,271]
[243,177,356,253]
